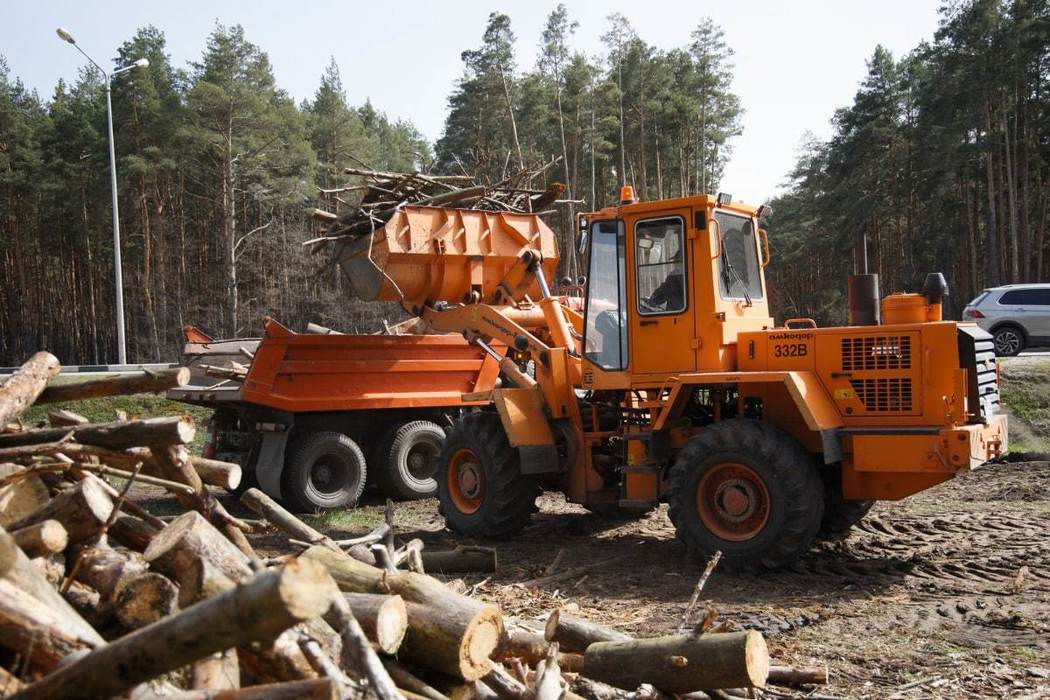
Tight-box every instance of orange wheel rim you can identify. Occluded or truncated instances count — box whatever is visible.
[695,462,770,542]
[448,448,485,514]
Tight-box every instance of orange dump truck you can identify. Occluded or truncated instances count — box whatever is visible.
[169,319,502,511]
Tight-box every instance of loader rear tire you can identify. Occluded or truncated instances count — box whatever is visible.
[282,431,367,512]
[437,413,540,539]
[374,420,444,500]
[668,418,824,569]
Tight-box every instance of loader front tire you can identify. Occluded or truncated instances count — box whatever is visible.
[668,418,824,569]
[437,413,540,539]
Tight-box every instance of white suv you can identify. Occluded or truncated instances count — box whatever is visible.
[963,283,1050,356]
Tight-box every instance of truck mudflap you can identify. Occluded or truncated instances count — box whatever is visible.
[842,413,1008,500]
[255,430,291,500]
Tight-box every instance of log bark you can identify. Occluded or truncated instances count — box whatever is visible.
[0,527,106,650]
[139,678,341,700]
[189,649,241,692]
[143,510,252,583]
[41,443,241,491]
[12,558,335,700]
[241,488,373,564]
[382,659,451,700]
[179,557,240,691]
[0,416,196,449]
[484,663,533,700]
[581,632,769,693]
[766,665,828,686]
[302,545,502,680]
[185,456,242,491]
[402,599,502,681]
[0,665,24,695]
[544,610,631,652]
[0,464,51,527]
[499,626,584,672]
[0,352,60,427]
[109,514,162,552]
[10,519,68,558]
[342,592,407,654]
[9,474,113,543]
[36,367,190,404]
[423,545,498,574]
[325,590,402,700]
[180,557,319,683]
[115,572,179,629]
[146,444,257,561]
[47,409,89,427]
[0,577,99,671]
[0,524,17,576]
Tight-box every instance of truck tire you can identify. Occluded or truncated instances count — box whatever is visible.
[668,418,824,569]
[437,413,540,539]
[374,420,444,500]
[282,431,367,512]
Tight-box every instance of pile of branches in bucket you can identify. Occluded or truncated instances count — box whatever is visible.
[307,160,569,247]
[0,351,827,699]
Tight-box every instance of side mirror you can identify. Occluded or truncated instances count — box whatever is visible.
[577,225,589,255]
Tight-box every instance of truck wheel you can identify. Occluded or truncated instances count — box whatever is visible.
[437,413,539,538]
[375,420,444,500]
[668,418,824,569]
[820,494,874,536]
[282,431,367,512]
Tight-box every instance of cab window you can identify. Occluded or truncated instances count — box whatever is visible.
[714,211,763,301]
[636,217,687,315]
[583,221,628,370]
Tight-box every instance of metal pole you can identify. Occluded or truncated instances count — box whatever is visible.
[103,77,127,365]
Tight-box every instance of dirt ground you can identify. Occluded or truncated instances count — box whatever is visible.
[248,456,1050,700]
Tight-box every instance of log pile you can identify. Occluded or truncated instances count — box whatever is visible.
[0,352,825,699]
[309,162,568,246]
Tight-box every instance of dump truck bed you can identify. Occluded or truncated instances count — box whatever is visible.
[169,319,500,411]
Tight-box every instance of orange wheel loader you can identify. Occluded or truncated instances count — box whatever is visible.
[331,190,1006,567]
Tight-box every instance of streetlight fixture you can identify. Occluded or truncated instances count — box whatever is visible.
[56,28,149,366]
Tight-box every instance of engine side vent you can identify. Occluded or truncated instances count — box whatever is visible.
[958,326,1000,420]
[841,336,913,371]
[848,378,913,412]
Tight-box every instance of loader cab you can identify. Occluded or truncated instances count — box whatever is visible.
[580,193,775,389]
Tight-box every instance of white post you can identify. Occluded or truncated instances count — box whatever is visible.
[103,77,127,365]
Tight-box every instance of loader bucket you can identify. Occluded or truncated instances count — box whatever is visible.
[333,205,560,310]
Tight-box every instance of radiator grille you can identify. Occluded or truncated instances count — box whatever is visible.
[841,336,912,371]
[849,378,913,412]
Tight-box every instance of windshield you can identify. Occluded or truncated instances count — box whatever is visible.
[714,211,763,301]
[583,221,628,370]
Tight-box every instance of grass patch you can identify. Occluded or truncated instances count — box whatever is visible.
[999,358,1050,454]
[302,508,382,534]
[21,375,213,454]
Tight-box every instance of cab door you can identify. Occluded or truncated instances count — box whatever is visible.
[629,213,697,375]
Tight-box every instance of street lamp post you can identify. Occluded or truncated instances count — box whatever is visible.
[56,28,148,366]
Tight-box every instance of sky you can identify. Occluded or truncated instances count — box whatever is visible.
[3,0,945,204]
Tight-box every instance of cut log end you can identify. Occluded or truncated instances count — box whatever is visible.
[278,557,337,622]
[460,604,502,681]
[116,572,180,629]
[743,630,770,688]
[11,519,68,558]
[374,596,408,654]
